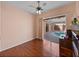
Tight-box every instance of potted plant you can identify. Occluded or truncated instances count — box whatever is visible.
[72,18,79,25]
[72,18,79,39]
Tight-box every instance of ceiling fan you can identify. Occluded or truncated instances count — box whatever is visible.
[29,1,47,14]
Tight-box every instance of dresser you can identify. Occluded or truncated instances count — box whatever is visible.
[60,30,73,57]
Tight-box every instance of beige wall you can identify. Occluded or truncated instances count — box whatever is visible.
[76,2,79,19]
[36,2,77,38]
[0,2,36,51]
[0,2,1,51]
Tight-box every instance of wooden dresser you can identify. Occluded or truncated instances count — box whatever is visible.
[60,30,73,57]
[60,38,73,57]
[60,29,79,57]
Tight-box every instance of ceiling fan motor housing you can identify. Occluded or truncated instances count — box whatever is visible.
[36,7,42,10]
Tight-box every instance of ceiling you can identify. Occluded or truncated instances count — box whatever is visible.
[4,1,74,15]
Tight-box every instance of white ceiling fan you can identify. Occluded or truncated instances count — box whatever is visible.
[29,1,47,14]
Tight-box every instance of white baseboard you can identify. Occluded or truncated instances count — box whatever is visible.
[0,38,34,52]
[35,35,42,39]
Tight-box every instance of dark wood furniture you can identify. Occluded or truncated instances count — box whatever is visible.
[60,29,79,57]
[60,30,73,57]
[72,31,79,56]
[60,39,73,57]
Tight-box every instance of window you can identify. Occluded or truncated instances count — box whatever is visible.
[46,16,66,32]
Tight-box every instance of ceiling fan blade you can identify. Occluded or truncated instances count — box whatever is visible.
[29,5,36,8]
[41,8,43,10]
[42,3,47,6]
[29,1,39,8]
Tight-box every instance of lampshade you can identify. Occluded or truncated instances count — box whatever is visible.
[72,24,79,31]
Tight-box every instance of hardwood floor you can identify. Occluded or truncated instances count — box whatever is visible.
[0,38,73,57]
[0,39,52,57]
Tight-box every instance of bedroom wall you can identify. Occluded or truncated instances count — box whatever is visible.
[36,2,76,39]
[0,2,1,51]
[76,1,79,19]
[0,2,36,51]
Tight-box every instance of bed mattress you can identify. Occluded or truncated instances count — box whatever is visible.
[44,31,65,43]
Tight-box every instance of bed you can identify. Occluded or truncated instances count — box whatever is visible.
[44,31,66,43]
[43,31,66,56]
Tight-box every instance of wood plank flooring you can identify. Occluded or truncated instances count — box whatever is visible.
[0,39,73,57]
[0,39,52,57]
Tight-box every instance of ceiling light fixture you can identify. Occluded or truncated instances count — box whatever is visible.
[29,1,47,14]
[36,1,43,14]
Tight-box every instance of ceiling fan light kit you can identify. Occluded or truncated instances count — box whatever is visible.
[36,1,42,14]
[29,1,47,14]
[36,10,42,14]
[36,6,42,14]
